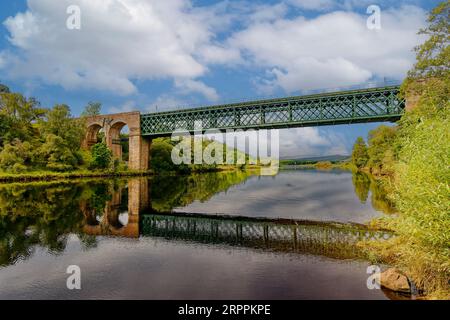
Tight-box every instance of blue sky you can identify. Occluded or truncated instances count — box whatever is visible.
[0,0,440,158]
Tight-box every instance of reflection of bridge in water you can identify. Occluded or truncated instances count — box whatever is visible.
[80,178,393,260]
[81,179,149,238]
[141,213,393,260]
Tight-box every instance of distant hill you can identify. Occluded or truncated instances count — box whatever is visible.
[280,154,350,163]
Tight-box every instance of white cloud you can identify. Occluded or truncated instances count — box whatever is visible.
[288,0,337,11]
[2,0,223,98]
[197,44,241,65]
[248,3,289,23]
[108,100,137,114]
[202,126,347,158]
[288,0,421,12]
[228,5,426,93]
[279,127,348,157]
[146,95,185,112]
[1,1,427,115]
[174,78,219,101]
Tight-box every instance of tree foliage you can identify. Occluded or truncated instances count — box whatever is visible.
[90,142,112,169]
[0,90,87,173]
[366,125,397,175]
[0,83,10,94]
[0,92,45,145]
[0,140,33,173]
[81,101,102,117]
[150,138,190,173]
[401,0,449,111]
[39,104,85,152]
[408,0,449,79]
[351,137,369,169]
[37,134,79,171]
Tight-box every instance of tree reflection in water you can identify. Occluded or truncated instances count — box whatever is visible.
[351,171,396,214]
[0,170,394,267]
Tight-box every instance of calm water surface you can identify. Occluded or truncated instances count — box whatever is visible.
[0,169,396,299]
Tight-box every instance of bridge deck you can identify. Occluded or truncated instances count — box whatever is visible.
[140,85,405,136]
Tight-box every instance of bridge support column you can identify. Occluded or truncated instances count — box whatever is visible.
[129,130,151,171]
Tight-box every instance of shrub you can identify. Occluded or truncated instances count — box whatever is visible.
[38,134,78,171]
[0,140,34,172]
[315,161,332,169]
[367,125,397,175]
[12,163,27,173]
[151,138,190,173]
[90,142,112,170]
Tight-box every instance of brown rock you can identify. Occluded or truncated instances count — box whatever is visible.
[381,268,411,293]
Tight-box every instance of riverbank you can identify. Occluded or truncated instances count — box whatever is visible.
[0,165,264,184]
[0,169,153,183]
[355,169,449,300]
[349,165,449,299]
[280,161,353,171]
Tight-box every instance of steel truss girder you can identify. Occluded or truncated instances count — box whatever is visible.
[140,85,405,136]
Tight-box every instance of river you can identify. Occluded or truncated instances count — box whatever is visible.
[0,169,400,299]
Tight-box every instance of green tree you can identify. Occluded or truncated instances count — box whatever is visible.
[367,125,397,175]
[408,1,449,80]
[0,140,34,173]
[0,83,10,94]
[0,92,46,144]
[351,137,369,169]
[151,138,189,173]
[39,104,85,153]
[81,101,102,117]
[90,142,112,169]
[401,0,449,112]
[37,134,78,171]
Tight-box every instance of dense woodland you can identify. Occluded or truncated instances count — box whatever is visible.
[0,89,93,173]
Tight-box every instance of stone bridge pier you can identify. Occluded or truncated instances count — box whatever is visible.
[82,111,151,171]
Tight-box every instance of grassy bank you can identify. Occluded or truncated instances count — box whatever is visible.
[364,105,449,299]
[0,164,263,183]
[0,169,153,183]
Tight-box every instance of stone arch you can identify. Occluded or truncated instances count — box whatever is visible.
[81,111,150,171]
[108,120,128,160]
[83,122,103,149]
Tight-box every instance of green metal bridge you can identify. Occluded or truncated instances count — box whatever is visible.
[140,85,404,137]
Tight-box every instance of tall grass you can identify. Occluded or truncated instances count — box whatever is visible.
[367,105,450,299]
